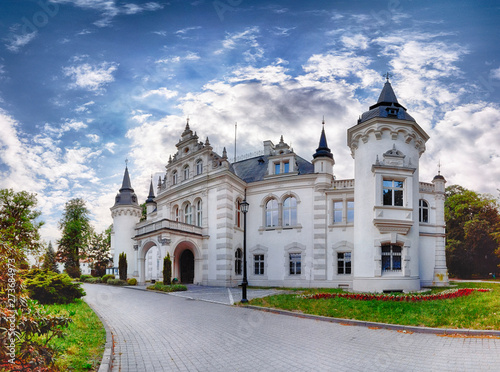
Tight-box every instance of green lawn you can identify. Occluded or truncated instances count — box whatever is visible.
[248,282,500,330]
[44,299,106,371]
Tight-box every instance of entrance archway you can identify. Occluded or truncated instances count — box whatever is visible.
[180,249,194,284]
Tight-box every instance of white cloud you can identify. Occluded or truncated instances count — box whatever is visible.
[141,87,178,100]
[63,62,118,92]
[75,100,95,113]
[341,34,369,50]
[215,26,263,63]
[4,31,38,52]
[155,52,201,64]
[86,133,100,143]
[490,67,500,80]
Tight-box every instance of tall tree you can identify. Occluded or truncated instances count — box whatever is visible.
[42,241,59,273]
[86,227,112,277]
[445,185,500,278]
[0,189,43,257]
[57,198,91,278]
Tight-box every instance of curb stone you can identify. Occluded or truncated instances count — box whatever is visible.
[244,305,500,337]
[84,301,114,372]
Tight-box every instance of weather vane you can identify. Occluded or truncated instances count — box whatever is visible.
[125,158,129,167]
[384,72,392,82]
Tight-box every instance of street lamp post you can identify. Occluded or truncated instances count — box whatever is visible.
[240,198,249,303]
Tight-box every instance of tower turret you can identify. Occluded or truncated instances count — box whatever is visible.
[312,118,334,175]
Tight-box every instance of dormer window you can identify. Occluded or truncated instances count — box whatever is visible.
[386,107,399,116]
[274,160,291,175]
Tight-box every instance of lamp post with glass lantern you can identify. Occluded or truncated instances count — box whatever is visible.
[240,198,249,303]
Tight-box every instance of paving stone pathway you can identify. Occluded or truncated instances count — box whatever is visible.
[83,284,500,372]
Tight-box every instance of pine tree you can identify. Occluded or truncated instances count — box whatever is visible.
[42,241,59,273]
[163,253,172,285]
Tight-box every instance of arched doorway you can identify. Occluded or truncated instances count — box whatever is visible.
[180,249,194,284]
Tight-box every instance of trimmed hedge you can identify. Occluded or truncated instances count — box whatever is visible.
[80,274,92,282]
[101,274,115,283]
[146,282,187,292]
[107,279,127,286]
[127,278,137,286]
[23,269,86,304]
[86,277,102,284]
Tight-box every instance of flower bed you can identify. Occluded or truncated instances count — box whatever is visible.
[304,288,491,302]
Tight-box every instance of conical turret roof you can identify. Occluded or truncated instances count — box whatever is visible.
[313,121,333,160]
[145,178,155,204]
[114,166,138,206]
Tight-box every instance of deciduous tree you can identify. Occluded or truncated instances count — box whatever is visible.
[86,227,112,277]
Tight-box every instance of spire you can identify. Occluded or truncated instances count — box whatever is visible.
[146,177,155,204]
[114,165,138,206]
[313,119,333,159]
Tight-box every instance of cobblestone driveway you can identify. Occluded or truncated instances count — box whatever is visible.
[83,284,500,372]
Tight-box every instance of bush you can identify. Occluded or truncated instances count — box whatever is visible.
[118,252,127,281]
[23,269,86,304]
[147,282,187,292]
[80,274,92,282]
[163,253,172,285]
[101,274,115,283]
[86,277,101,284]
[107,279,127,286]
[127,278,137,286]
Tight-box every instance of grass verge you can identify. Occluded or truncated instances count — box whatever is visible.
[248,282,500,330]
[146,282,188,292]
[44,299,106,371]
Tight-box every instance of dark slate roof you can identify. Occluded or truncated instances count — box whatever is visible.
[145,179,155,204]
[313,126,333,159]
[114,167,139,206]
[231,155,314,183]
[359,81,415,124]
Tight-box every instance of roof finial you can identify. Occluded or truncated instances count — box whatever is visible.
[322,115,325,125]
[384,72,392,83]
[125,158,129,167]
[438,159,441,175]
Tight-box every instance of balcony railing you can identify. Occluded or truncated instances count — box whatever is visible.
[332,179,355,189]
[419,182,434,193]
[135,218,202,237]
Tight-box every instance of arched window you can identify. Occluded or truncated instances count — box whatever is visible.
[184,203,192,224]
[419,199,429,223]
[174,206,179,222]
[283,197,297,226]
[183,165,190,181]
[235,199,242,228]
[235,248,242,275]
[172,170,178,185]
[265,199,278,227]
[196,159,203,175]
[196,200,202,227]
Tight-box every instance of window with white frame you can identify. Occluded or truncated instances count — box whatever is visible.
[347,201,354,223]
[183,165,190,181]
[383,179,404,206]
[274,160,291,175]
[174,206,179,222]
[196,159,203,175]
[382,245,402,271]
[172,171,178,185]
[265,199,278,227]
[274,163,281,175]
[289,253,301,275]
[419,199,429,223]
[283,197,297,226]
[254,254,264,275]
[196,200,202,227]
[333,201,343,223]
[184,203,192,224]
[235,249,242,275]
[337,252,351,274]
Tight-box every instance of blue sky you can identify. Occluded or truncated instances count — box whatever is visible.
[1,0,500,243]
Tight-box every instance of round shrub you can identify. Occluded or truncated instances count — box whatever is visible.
[101,274,115,283]
[86,277,102,284]
[127,278,137,286]
[23,269,86,304]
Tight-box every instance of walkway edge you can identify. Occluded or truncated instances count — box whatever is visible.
[244,305,500,336]
[85,300,114,372]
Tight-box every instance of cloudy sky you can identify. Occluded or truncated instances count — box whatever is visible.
[1,0,500,243]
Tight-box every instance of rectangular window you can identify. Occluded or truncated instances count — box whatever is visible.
[382,245,402,271]
[333,201,343,223]
[337,252,351,274]
[347,201,354,223]
[254,254,264,275]
[274,163,280,175]
[283,161,289,173]
[289,253,301,275]
[383,180,404,206]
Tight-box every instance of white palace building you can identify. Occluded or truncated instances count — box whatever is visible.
[110,80,449,292]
